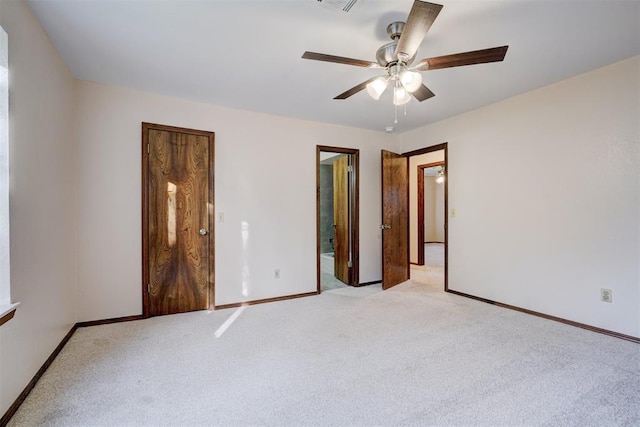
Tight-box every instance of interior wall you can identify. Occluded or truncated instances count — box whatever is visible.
[409,151,444,264]
[423,175,444,242]
[434,179,444,242]
[74,80,398,320]
[0,0,77,416]
[400,56,640,337]
[319,164,334,254]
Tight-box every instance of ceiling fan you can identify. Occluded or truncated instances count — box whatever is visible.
[302,0,508,106]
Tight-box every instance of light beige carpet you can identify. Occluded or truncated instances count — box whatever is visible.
[8,267,640,426]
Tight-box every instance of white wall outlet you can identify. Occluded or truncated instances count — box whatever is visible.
[451,208,456,218]
[601,288,612,303]
[274,269,280,279]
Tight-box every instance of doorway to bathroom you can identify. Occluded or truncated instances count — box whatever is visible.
[316,146,359,292]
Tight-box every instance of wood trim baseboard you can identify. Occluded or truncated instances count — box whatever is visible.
[446,289,640,344]
[357,280,382,287]
[0,308,16,328]
[214,291,318,310]
[76,315,145,328]
[1,325,77,426]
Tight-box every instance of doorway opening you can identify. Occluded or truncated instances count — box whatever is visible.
[380,144,448,290]
[416,161,445,267]
[316,146,359,292]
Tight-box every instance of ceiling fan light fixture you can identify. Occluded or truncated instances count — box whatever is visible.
[366,77,388,100]
[400,70,422,93]
[393,84,410,105]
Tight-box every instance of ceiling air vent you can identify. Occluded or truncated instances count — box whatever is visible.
[316,0,359,13]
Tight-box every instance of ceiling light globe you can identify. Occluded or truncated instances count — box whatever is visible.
[400,70,423,93]
[393,85,410,105]
[366,77,388,100]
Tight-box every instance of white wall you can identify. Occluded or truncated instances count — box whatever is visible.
[0,0,77,416]
[75,81,397,320]
[409,151,444,264]
[434,179,444,242]
[400,56,640,337]
[423,176,444,242]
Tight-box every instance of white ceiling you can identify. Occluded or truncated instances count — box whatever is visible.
[27,0,640,133]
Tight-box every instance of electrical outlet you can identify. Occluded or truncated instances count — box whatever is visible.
[601,288,612,303]
[274,269,280,279]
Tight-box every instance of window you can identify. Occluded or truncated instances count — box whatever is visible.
[0,25,15,324]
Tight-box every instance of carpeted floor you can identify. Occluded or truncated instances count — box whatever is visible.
[424,242,444,268]
[8,266,640,426]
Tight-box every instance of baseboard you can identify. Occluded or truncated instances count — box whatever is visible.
[356,280,382,287]
[1,325,78,426]
[446,289,640,344]
[424,241,444,244]
[0,307,16,327]
[215,291,319,310]
[76,315,145,328]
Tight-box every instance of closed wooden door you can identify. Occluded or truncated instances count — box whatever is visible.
[333,155,349,284]
[381,150,409,289]
[143,123,214,316]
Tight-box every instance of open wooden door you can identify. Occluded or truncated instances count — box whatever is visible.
[381,150,409,290]
[333,155,349,284]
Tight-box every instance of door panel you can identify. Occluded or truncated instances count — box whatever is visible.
[381,150,409,289]
[147,126,213,315]
[333,155,349,284]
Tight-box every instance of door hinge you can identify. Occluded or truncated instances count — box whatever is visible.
[348,261,352,268]
[147,283,150,293]
[147,143,150,154]
[347,165,353,173]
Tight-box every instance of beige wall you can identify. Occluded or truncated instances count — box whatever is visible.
[423,175,444,243]
[0,1,77,415]
[401,56,640,337]
[74,81,398,319]
[409,151,444,264]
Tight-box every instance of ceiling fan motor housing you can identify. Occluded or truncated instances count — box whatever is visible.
[386,21,405,40]
[376,21,415,67]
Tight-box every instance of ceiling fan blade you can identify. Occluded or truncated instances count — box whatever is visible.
[415,46,509,71]
[334,77,379,100]
[394,1,443,62]
[302,51,381,68]
[412,84,435,102]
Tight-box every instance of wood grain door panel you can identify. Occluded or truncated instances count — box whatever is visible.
[144,124,214,316]
[333,155,349,284]
[381,150,409,289]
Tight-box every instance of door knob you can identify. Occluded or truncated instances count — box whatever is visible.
[199,228,208,236]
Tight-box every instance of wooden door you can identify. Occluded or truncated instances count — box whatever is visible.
[143,123,214,316]
[333,155,349,284]
[381,150,409,289]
